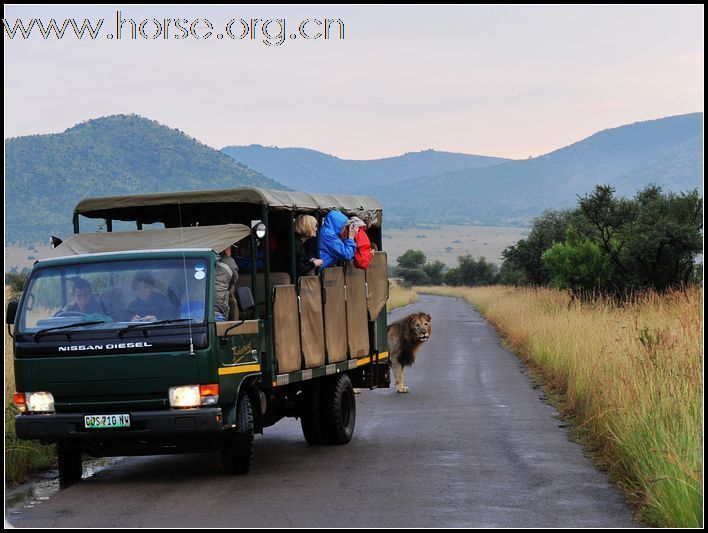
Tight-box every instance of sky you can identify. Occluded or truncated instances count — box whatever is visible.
[3,4,704,160]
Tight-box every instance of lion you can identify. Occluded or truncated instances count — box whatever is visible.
[387,312,432,393]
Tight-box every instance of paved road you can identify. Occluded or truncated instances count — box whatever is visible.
[6,295,638,527]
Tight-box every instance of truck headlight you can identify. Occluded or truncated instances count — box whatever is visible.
[169,384,219,408]
[22,391,55,413]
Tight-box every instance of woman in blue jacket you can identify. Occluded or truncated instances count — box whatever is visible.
[319,210,358,268]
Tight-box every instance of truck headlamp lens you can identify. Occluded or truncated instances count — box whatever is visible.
[169,385,201,408]
[169,384,220,408]
[25,391,55,413]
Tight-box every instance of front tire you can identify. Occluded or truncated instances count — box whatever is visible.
[221,392,254,474]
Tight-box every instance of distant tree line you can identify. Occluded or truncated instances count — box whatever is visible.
[393,249,499,287]
[393,185,703,295]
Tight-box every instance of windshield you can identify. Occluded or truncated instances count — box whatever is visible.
[17,257,209,333]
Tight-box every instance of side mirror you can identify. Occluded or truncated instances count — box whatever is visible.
[50,236,63,249]
[253,222,266,241]
[236,287,255,312]
[6,301,18,325]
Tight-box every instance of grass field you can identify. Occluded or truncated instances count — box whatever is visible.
[382,224,527,266]
[387,281,419,311]
[418,285,703,528]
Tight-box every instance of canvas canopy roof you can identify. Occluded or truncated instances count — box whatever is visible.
[74,188,382,223]
[49,224,250,257]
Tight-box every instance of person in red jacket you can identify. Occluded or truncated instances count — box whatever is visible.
[345,216,374,269]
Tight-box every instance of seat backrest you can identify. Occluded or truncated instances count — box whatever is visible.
[228,294,239,321]
[235,272,292,315]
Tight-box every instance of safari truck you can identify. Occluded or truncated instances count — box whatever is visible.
[7,188,390,487]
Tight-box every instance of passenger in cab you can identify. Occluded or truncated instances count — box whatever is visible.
[129,272,176,321]
[319,210,357,269]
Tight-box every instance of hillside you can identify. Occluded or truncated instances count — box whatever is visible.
[5,112,702,244]
[371,113,703,226]
[220,145,511,192]
[5,115,284,244]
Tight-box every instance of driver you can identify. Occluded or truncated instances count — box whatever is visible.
[62,278,105,314]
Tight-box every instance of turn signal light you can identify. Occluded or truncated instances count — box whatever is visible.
[13,392,27,413]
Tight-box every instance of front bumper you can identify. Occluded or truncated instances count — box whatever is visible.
[15,408,223,442]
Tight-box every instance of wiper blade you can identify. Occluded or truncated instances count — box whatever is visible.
[34,321,107,342]
[117,318,194,338]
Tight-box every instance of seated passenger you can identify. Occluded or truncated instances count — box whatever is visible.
[295,214,323,276]
[319,210,357,269]
[60,278,105,314]
[234,239,264,271]
[214,246,239,321]
[128,272,176,321]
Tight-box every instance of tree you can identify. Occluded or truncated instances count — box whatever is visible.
[577,184,636,283]
[422,260,445,285]
[500,210,575,285]
[542,230,613,292]
[395,249,428,287]
[500,184,703,294]
[396,249,426,270]
[445,255,498,286]
[577,185,703,292]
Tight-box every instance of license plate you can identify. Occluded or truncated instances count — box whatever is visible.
[84,414,131,429]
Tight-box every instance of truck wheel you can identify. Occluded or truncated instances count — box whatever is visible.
[323,374,356,445]
[300,380,326,445]
[57,441,83,489]
[221,392,254,475]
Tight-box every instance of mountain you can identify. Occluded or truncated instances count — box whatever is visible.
[6,112,702,246]
[5,115,284,245]
[371,113,703,226]
[221,114,702,227]
[220,145,511,192]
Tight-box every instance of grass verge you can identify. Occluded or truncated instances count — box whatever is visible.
[417,285,703,528]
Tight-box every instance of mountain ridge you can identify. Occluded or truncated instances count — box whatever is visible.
[5,114,284,244]
[5,112,702,245]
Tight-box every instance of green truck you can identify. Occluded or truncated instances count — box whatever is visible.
[8,188,390,487]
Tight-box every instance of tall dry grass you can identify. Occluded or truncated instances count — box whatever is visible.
[419,285,703,528]
[5,287,56,484]
[387,281,419,311]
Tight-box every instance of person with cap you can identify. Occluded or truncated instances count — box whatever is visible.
[347,216,374,269]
